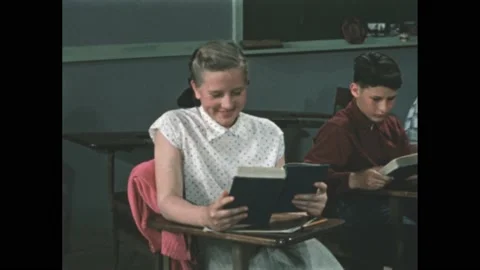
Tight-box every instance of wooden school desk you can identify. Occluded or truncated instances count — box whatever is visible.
[357,187,418,270]
[148,214,345,270]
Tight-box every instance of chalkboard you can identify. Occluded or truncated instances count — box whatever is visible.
[243,0,417,42]
[62,0,232,47]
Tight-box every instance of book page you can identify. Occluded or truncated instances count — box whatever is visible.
[236,166,286,179]
[379,153,418,175]
[285,162,323,167]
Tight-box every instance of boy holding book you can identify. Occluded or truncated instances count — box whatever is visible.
[304,52,417,270]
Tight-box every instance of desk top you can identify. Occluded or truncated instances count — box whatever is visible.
[63,131,151,152]
[358,189,417,198]
[378,189,417,198]
[148,215,344,247]
[353,178,418,198]
[63,110,331,152]
[356,183,417,198]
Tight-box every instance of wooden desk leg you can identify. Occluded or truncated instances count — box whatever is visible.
[163,255,171,270]
[153,253,170,270]
[106,151,119,270]
[389,197,404,270]
[153,253,162,270]
[232,243,249,270]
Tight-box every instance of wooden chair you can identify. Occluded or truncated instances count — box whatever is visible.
[113,192,166,270]
[111,160,170,270]
[310,87,352,147]
[333,86,353,114]
[110,88,198,270]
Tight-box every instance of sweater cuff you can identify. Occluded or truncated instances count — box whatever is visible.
[335,172,352,194]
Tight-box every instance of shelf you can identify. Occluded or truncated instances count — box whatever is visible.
[62,36,417,63]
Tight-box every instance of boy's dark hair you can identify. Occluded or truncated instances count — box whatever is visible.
[353,51,403,90]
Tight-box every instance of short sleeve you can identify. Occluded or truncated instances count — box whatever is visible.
[148,111,183,150]
[263,120,285,162]
[276,130,285,162]
[404,98,418,144]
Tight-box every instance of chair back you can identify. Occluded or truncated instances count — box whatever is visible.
[333,87,353,114]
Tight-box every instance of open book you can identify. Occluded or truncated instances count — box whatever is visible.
[379,153,417,181]
[223,163,329,227]
[203,213,328,234]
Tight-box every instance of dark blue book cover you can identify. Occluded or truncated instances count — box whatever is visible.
[225,164,330,226]
[225,167,285,226]
[274,163,329,213]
